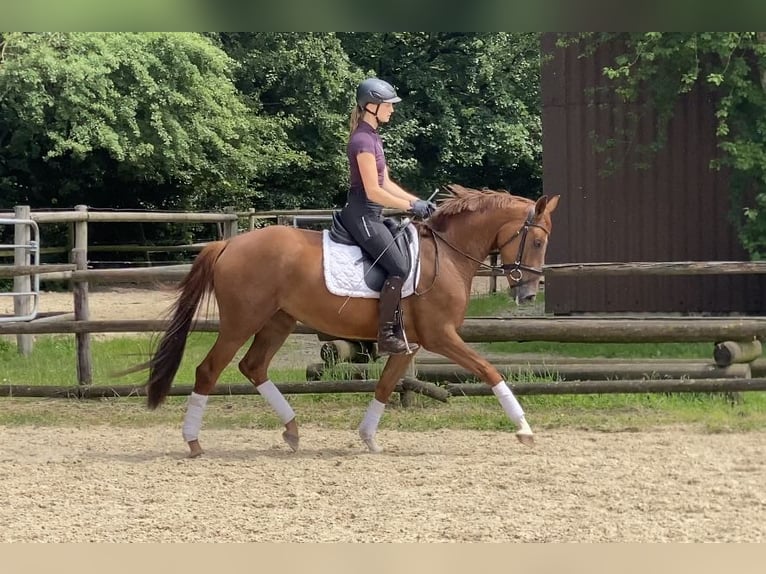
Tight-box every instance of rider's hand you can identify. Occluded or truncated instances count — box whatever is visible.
[410,199,435,219]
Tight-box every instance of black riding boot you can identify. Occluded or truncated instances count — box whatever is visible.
[377,276,414,355]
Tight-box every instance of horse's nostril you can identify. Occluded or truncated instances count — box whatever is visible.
[521,293,536,303]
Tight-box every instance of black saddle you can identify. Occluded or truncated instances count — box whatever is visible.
[328,212,414,292]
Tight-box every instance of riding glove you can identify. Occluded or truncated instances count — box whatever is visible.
[410,199,436,219]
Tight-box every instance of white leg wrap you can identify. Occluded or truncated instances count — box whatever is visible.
[182,392,209,442]
[257,380,295,424]
[358,398,386,439]
[492,381,525,425]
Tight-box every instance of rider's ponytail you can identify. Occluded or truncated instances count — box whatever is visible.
[348,105,363,136]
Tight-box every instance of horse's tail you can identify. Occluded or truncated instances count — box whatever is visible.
[145,240,228,410]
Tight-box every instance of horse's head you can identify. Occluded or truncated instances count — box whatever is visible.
[495,194,559,303]
[427,184,560,304]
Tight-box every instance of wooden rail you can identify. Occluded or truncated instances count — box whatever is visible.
[0,210,238,223]
[306,361,752,383]
[4,205,766,400]
[545,261,766,276]
[0,264,77,278]
[445,378,766,395]
[3,316,766,342]
[0,378,450,402]
[4,377,765,399]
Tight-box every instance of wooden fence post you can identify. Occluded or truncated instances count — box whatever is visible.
[72,205,92,385]
[489,252,498,294]
[399,356,417,407]
[13,205,33,356]
[223,207,239,239]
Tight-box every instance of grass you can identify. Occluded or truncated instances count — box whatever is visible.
[465,291,517,316]
[0,333,305,388]
[2,390,764,434]
[482,340,712,359]
[1,291,765,432]
[465,290,712,359]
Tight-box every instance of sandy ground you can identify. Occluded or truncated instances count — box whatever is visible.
[2,288,764,542]
[1,285,191,321]
[0,425,763,542]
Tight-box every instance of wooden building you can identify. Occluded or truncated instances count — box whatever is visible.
[540,33,766,314]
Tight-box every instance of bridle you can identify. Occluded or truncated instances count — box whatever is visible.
[495,208,550,283]
[417,207,549,294]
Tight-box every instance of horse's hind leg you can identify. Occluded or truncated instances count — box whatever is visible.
[358,352,416,453]
[184,314,270,458]
[237,311,300,452]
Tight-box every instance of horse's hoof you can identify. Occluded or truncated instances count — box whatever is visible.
[188,440,204,458]
[282,431,300,452]
[515,431,535,447]
[360,434,384,454]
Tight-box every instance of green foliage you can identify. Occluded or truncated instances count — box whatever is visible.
[0,32,296,211]
[0,32,544,227]
[564,32,766,260]
[213,33,363,209]
[339,32,542,197]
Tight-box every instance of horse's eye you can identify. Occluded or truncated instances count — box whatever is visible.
[534,239,543,249]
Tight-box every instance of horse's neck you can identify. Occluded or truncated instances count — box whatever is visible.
[439,213,504,272]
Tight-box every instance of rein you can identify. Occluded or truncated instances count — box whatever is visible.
[418,208,550,293]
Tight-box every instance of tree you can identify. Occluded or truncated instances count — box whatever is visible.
[0,32,297,211]
[339,32,543,197]
[0,32,546,214]
[213,33,363,209]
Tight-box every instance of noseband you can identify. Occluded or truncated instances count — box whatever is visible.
[422,208,549,291]
[495,208,550,283]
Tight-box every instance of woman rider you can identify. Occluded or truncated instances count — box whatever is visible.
[340,77,435,355]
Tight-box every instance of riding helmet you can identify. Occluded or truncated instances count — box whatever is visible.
[356,77,402,107]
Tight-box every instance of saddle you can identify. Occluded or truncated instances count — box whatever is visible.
[323,212,418,296]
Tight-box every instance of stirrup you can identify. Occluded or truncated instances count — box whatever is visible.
[377,338,410,355]
[377,336,419,355]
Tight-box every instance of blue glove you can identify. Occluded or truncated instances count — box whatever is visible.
[410,199,436,219]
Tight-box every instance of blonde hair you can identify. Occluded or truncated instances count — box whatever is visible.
[349,105,364,135]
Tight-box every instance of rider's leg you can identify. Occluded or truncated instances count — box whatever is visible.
[339,211,416,354]
[377,275,409,355]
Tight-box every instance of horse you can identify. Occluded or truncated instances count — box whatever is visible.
[142,183,559,457]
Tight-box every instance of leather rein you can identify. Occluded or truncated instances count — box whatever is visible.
[416,207,549,295]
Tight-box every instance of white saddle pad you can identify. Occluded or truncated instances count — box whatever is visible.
[322,224,420,299]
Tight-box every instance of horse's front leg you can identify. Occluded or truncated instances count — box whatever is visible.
[358,352,416,453]
[424,331,534,446]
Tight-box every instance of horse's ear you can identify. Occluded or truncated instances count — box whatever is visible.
[534,195,549,216]
[535,194,560,216]
[546,194,560,214]
[445,183,470,197]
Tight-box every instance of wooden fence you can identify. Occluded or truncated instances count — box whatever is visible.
[3,206,766,400]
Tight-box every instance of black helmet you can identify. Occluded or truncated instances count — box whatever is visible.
[356,77,402,107]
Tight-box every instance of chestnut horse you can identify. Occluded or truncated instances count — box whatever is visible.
[143,184,559,456]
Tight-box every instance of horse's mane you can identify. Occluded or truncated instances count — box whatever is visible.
[427,183,532,231]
